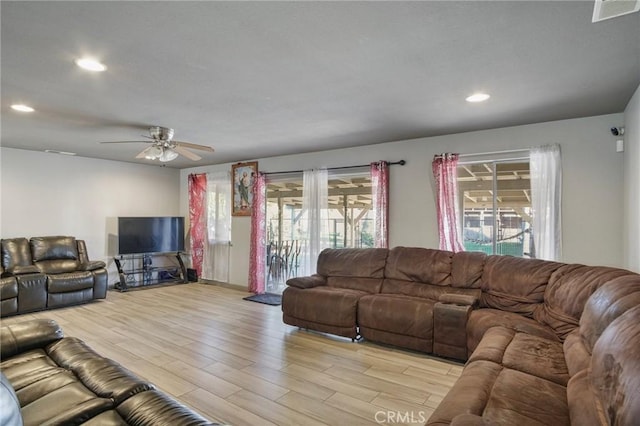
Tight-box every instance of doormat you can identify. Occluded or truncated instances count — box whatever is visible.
[243,293,282,306]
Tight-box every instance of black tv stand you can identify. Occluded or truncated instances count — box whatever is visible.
[113,252,188,292]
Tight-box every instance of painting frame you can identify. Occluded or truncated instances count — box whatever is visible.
[232,161,258,216]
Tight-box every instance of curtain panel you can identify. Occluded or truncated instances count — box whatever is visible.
[371,161,389,248]
[188,173,207,277]
[201,171,232,282]
[301,169,329,276]
[432,153,465,252]
[248,172,267,293]
[530,144,562,261]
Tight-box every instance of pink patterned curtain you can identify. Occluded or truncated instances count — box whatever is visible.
[371,161,389,248]
[432,154,464,252]
[188,173,208,276]
[248,172,267,293]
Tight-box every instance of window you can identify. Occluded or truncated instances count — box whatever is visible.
[457,161,533,258]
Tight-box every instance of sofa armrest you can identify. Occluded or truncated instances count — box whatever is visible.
[1,319,64,359]
[79,260,107,271]
[286,274,327,289]
[439,293,478,307]
[5,265,40,276]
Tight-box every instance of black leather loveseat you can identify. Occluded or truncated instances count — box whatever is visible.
[0,319,217,425]
[1,236,108,317]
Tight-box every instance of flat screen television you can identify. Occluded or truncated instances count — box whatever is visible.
[118,217,185,255]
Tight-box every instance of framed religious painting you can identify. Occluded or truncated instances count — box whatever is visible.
[231,161,258,216]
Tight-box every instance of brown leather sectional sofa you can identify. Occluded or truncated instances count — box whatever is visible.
[0,236,108,317]
[282,246,640,425]
[0,319,216,425]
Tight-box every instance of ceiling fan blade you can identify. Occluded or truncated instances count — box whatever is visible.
[135,146,152,159]
[99,140,152,144]
[174,141,215,152]
[173,145,202,161]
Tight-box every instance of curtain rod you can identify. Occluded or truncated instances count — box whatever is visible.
[434,148,530,159]
[263,160,406,175]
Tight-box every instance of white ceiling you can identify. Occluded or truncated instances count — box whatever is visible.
[1,1,639,169]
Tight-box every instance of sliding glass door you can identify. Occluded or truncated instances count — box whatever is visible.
[264,171,374,293]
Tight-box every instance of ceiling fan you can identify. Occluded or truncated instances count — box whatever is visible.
[100,126,214,162]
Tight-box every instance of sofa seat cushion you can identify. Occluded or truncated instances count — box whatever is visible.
[1,349,66,391]
[467,308,559,354]
[282,286,366,328]
[469,326,569,386]
[47,271,94,293]
[426,360,569,426]
[1,350,113,425]
[21,380,113,426]
[358,294,434,339]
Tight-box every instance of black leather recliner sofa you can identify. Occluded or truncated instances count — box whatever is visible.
[0,236,108,317]
[0,319,216,425]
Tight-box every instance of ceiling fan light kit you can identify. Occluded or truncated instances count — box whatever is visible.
[159,148,179,162]
[101,126,214,163]
[143,145,163,160]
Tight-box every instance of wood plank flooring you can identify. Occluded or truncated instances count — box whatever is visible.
[0,283,462,425]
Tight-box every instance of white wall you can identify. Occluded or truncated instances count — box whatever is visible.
[181,113,626,289]
[624,84,640,272]
[1,148,181,281]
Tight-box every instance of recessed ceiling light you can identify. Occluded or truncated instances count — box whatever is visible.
[75,58,107,72]
[11,104,35,112]
[466,93,491,103]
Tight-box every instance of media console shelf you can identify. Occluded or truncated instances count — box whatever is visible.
[113,252,188,292]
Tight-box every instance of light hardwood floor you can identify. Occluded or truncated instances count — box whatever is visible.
[0,283,462,425]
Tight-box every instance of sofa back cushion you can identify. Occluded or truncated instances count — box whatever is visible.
[451,251,486,288]
[589,304,640,426]
[384,247,453,285]
[480,255,563,317]
[319,248,388,293]
[535,264,636,341]
[30,236,79,274]
[1,238,33,271]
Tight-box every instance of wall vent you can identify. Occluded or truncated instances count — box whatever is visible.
[593,0,640,22]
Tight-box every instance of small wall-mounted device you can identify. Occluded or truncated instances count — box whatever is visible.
[610,127,625,136]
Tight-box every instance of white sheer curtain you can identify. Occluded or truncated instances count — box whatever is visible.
[201,171,232,282]
[530,144,562,261]
[300,169,329,275]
